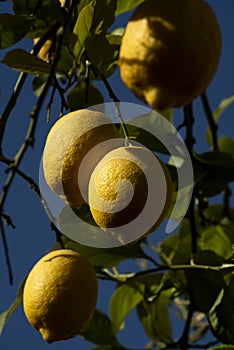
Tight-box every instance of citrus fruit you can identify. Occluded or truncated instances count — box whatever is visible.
[88,145,173,244]
[42,109,120,208]
[34,38,53,61]
[119,0,222,110]
[23,249,98,343]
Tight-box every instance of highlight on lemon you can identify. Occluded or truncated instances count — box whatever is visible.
[42,109,120,208]
[88,145,173,244]
[23,249,98,343]
[119,0,222,110]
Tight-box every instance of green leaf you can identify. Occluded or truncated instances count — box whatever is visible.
[86,34,121,76]
[185,268,225,313]
[12,0,38,15]
[110,284,143,334]
[195,151,234,197]
[208,288,234,344]
[206,95,234,146]
[81,309,118,345]
[219,136,234,159]
[0,14,32,48]
[1,49,52,74]
[0,277,27,335]
[115,0,145,16]
[200,226,233,259]
[56,233,148,270]
[91,0,117,35]
[67,80,104,111]
[137,290,173,344]
[73,0,95,61]
[208,346,234,350]
[32,74,49,96]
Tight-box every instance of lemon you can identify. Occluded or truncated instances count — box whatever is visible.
[88,145,173,243]
[119,0,222,110]
[23,249,98,343]
[42,109,120,208]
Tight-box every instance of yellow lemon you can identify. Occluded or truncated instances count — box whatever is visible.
[88,145,173,244]
[119,0,222,110]
[23,249,98,343]
[42,109,120,208]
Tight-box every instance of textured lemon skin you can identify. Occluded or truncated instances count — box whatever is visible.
[23,249,98,343]
[89,146,173,242]
[119,0,222,110]
[42,109,120,208]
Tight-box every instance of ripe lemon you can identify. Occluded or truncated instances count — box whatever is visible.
[119,0,222,110]
[23,249,98,343]
[88,145,173,244]
[42,109,120,208]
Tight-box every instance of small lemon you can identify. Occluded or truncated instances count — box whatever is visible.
[42,109,120,208]
[23,249,98,343]
[88,145,173,244]
[119,0,222,110]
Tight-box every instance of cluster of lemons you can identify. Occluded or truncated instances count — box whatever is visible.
[23,0,222,344]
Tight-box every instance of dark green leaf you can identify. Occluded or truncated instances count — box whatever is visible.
[91,0,117,35]
[67,80,104,111]
[185,268,225,313]
[110,284,143,334]
[115,0,145,16]
[32,74,49,96]
[86,34,121,76]
[12,0,39,15]
[0,14,32,48]
[193,250,227,267]
[0,277,27,335]
[208,288,234,344]
[1,49,52,74]
[81,309,118,345]
[137,290,172,344]
[73,0,94,60]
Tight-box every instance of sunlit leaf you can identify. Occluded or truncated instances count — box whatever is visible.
[206,95,234,146]
[115,0,145,16]
[218,136,234,159]
[200,226,233,259]
[208,346,234,350]
[0,14,32,48]
[73,0,95,60]
[110,284,143,334]
[0,277,27,335]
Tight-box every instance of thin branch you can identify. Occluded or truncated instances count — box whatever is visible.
[200,92,218,151]
[0,217,13,284]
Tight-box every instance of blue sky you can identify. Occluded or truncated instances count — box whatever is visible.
[0,1,234,349]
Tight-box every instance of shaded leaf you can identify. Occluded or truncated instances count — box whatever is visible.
[0,277,26,335]
[0,14,32,48]
[115,0,145,16]
[67,80,104,111]
[208,288,234,344]
[32,74,48,96]
[208,346,234,350]
[81,309,118,345]
[91,0,117,35]
[86,34,121,76]
[110,284,143,334]
[1,49,53,74]
[219,136,234,159]
[137,290,172,344]
[185,268,225,313]
[11,0,38,14]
